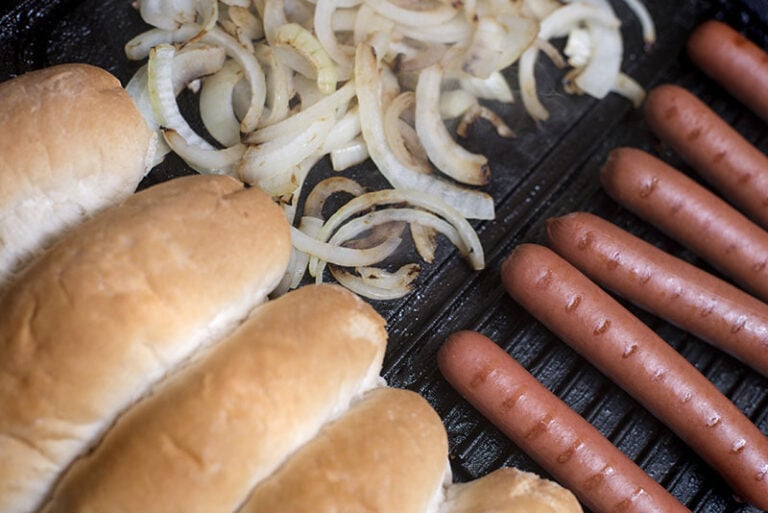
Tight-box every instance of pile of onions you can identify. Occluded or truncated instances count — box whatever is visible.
[126,0,654,299]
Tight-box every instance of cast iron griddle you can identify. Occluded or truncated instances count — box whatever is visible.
[1,1,767,511]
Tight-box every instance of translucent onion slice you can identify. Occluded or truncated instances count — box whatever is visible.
[411,223,437,262]
[459,71,515,103]
[495,14,539,70]
[439,89,477,119]
[329,264,419,300]
[199,59,243,147]
[395,13,471,44]
[330,138,370,171]
[311,187,485,271]
[518,2,620,121]
[124,25,201,60]
[221,0,251,7]
[238,115,335,195]
[291,226,403,268]
[612,72,646,107]
[415,63,489,186]
[355,43,495,220]
[304,176,365,218]
[622,0,656,45]
[457,104,515,138]
[274,23,339,94]
[275,215,324,295]
[162,129,245,174]
[245,80,355,143]
[321,106,362,153]
[571,0,622,100]
[366,0,459,27]
[314,0,355,71]
[384,92,431,174]
[461,16,507,79]
[254,43,293,127]
[200,26,268,132]
[147,44,215,149]
[138,0,197,30]
[228,5,265,41]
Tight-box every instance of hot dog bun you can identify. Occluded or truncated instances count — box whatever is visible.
[239,386,449,513]
[0,174,291,513]
[444,467,583,513]
[42,284,387,513]
[0,63,157,290]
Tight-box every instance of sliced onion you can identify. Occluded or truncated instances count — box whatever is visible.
[162,129,245,174]
[314,0,355,71]
[274,23,339,94]
[138,0,197,30]
[200,26,268,132]
[321,105,362,153]
[330,138,370,170]
[147,44,215,149]
[518,2,621,121]
[238,115,335,196]
[439,88,477,119]
[461,16,508,79]
[395,13,472,44]
[355,43,495,220]
[622,0,656,46]
[227,5,265,41]
[329,264,419,299]
[254,43,293,127]
[411,222,437,262]
[124,25,201,60]
[384,92,431,174]
[459,71,514,103]
[365,0,459,27]
[199,59,243,147]
[570,0,622,100]
[457,104,515,138]
[245,80,355,143]
[312,187,485,270]
[415,63,489,186]
[304,176,365,217]
[612,72,646,107]
[291,226,403,268]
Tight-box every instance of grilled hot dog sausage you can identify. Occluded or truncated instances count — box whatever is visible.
[438,330,689,513]
[688,20,768,123]
[644,84,768,229]
[546,211,768,377]
[501,244,768,510]
[600,147,768,304]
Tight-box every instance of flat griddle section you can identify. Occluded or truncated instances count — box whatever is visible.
[1,1,767,512]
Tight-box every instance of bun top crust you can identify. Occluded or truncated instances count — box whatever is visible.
[444,467,583,513]
[0,63,156,286]
[0,174,291,513]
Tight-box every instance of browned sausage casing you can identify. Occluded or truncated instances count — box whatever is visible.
[688,20,768,123]
[600,147,768,304]
[438,330,690,513]
[501,243,768,510]
[546,211,768,377]
[644,84,768,229]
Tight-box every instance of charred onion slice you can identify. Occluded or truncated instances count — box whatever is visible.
[329,264,420,300]
[355,42,495,220]
[415,64,489,186]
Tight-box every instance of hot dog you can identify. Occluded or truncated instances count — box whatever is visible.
[546,211,768,377]
[0,174,291,513]
[643,84,768,229]
[0,63,157,290]
[600,147,768,304]
[42,284,387,513]
[501,243,768,510]
[438,330,688,513]
[687,20,768,123]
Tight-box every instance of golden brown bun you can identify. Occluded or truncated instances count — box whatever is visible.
[239,386,450,513]
[0,174,290,513]
[42,284,387,513]
[444,467,583,513]
[0,63,157,289]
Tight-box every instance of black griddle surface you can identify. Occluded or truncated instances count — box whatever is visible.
[2,1,767,511]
